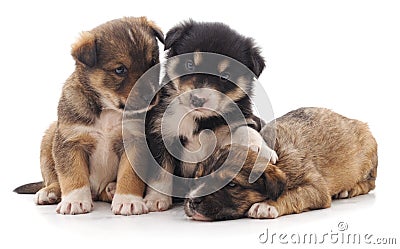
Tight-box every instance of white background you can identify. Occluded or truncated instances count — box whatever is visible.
[0,0,399,248]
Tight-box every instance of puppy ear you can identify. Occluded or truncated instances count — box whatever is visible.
[71,32,97,67]
[147,20,165,44]
[249,45,265,78]
[248,114,265,132]
[152,27,165,44]
[262,164,286,200]
[165,20,193,50]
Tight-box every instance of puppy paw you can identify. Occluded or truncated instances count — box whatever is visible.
[56,187,93,215]
[34,187,60,205]
[105,182,116,201]
[262,147,278,164]
[268,150,279,164]
[144,192,172,212]
[248,202,279,219]
[333,190,349,199]
[257,144,278,164]
[111,194,148,215]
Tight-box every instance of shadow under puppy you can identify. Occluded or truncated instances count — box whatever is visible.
[142,20,277,211]
[185,107,378,220]
[14,17,164,215]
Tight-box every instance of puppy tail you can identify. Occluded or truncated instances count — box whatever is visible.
[13,181,44,194]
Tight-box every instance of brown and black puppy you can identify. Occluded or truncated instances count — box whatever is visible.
[141,20,277,211]
[14,17,164,215]
[185,107,378,220]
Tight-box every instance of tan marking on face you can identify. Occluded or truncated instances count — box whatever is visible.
[178,79,194,93]
[194,51,202,66]
[170,78,181,91]
[236,76,249,89]
[217,59,230,73]
[225,87,246,102]
[88,69,106,87]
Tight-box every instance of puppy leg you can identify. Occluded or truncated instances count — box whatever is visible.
[144,155,173,212]
[348,164,377,198]
[340,179,376,199]
[111,152,148,215]
[98,182,116,203]
[144,185,172,212]
[348,181,375,198]
[54,132,94,215]
[35,122,61,205]
[333,165,377,199]
[35,184,61,205]
[332,190,350,199]
[248,178,331,219]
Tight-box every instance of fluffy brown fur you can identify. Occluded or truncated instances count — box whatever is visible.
[185,107,378,220]
[14,17,164,215]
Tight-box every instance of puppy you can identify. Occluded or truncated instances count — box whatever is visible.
[13,17,164,215]
[185,107,378,220]
[141,20,277,212]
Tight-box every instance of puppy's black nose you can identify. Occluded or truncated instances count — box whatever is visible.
[118,103,125,110]
[190,94,206,108]
[189,197,203,209]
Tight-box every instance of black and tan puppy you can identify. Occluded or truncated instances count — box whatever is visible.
[14,17,164,215]
[185,108,378,220]
[141,20,277,211]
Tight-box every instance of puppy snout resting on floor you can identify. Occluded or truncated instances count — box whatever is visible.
[185,107,378,221]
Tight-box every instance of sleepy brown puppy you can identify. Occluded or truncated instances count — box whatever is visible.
[14,17,164,215]
[185,107,378,220]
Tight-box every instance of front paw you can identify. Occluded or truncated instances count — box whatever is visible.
[144,192,172,212]
[111,194,148,215]
[105,182,116,201]
[35,187,61,205]
[260,146,278,164]
[56,187,93,215]
[268,150,278,164]
[248,202,279,219]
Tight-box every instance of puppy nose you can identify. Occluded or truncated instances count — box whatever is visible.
[190,94,206,108]
[189,197,203,209]
[118,102,125,110]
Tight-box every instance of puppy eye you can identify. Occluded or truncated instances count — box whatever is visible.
[228,182,236,188]
[220,72,230,81]
[150,58,157,67]
[115,66,128,75]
